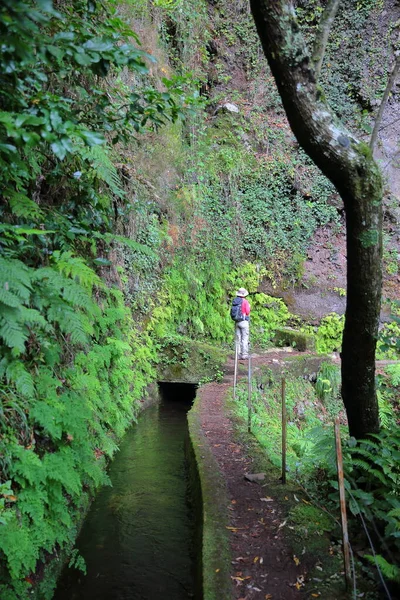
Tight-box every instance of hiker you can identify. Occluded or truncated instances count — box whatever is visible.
[231,287,250,359]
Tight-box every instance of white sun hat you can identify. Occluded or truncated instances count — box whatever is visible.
[236,287,249,297]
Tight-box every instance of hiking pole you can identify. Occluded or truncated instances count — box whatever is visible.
[233,327,238,400]
[281,377,287,484]
[334,417,352,590]
[247,327,252,432]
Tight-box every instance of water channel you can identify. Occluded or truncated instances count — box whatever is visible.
[54,382,198,600]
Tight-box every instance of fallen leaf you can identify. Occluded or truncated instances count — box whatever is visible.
[311,594,320,598]
[260,497,274,502]
[294,494,299,502]
[265,595,272,599]
[231,499,237,504]
[302,498,311,505]
[253,556,259,563]
[215,568,220,573]
[4,494,17,502]
[278,520,287,529]
[293,555,300,566]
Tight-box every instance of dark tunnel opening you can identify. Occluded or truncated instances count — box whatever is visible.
[158,381,198,407]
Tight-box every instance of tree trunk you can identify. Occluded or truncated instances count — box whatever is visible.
[250,0,382,437]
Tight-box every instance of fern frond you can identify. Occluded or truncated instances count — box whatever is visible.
[51,251,102,291]
[0,307,28,353]
[19,307,49,330]
[5,360,35,398]
[43,449,81,496]
[0,257,32,302]
[33,268,94,310]
[0,288,23,309]
[31,401,62,440]
[79,146,125,199]
[7,192,43,220]
[94,232,157,257]
[47,301,89,346]
[364,554,400,582]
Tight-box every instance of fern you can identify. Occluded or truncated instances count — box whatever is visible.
[0,287,23,309]
[7,191,43,220]
[0,513,38,579]
[52,250,102,291]
[5,360,35,398]
[43,450,82,497]
[33,268,95,310]
[364,554,400,582]
[31,401,63,440]
[94,231,157,257]
[79,145,125,199]
[0,257,32,302]
[0,305,28,354]
[47,301,89,345]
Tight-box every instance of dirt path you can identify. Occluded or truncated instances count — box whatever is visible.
[199,351,307,600]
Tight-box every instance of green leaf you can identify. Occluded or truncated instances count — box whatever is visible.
[74,52,93,66]
[50,140,67,160]
[83,39,114,52]
[80,130,105,146]
[46,45,64,60]
[50,110,63,131]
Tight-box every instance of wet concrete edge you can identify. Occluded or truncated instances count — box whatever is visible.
[187,387,232,600]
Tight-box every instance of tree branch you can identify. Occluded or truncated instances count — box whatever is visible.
[370,54,400,152]
[312,0,341,81]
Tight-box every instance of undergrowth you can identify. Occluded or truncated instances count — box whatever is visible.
[232,363,400,592]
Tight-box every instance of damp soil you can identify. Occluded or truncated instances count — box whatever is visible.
[54,387,196,600]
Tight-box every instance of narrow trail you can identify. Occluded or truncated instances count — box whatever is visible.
[199,350,307,600]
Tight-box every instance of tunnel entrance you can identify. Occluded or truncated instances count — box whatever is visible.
[158,381,197,405]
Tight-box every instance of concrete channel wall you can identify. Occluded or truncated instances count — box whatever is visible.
[187,388,232,600]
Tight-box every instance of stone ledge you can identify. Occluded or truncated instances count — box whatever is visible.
[187,389,232,600]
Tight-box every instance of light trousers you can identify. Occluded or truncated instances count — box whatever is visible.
[235,320,249,358]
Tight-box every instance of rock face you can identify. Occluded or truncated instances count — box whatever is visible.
[157,338,227,383]
[214,102,239,115]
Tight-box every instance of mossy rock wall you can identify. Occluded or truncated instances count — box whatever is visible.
[158,337,227,383]
[273,328,315,352]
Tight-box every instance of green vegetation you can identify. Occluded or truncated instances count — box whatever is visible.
[232,359,400,591]
[0,0,185,595]
[1,0,400,595]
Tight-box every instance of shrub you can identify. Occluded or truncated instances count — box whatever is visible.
[315,313,344,353]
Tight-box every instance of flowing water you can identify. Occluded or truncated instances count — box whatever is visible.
[54,384,197,600]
